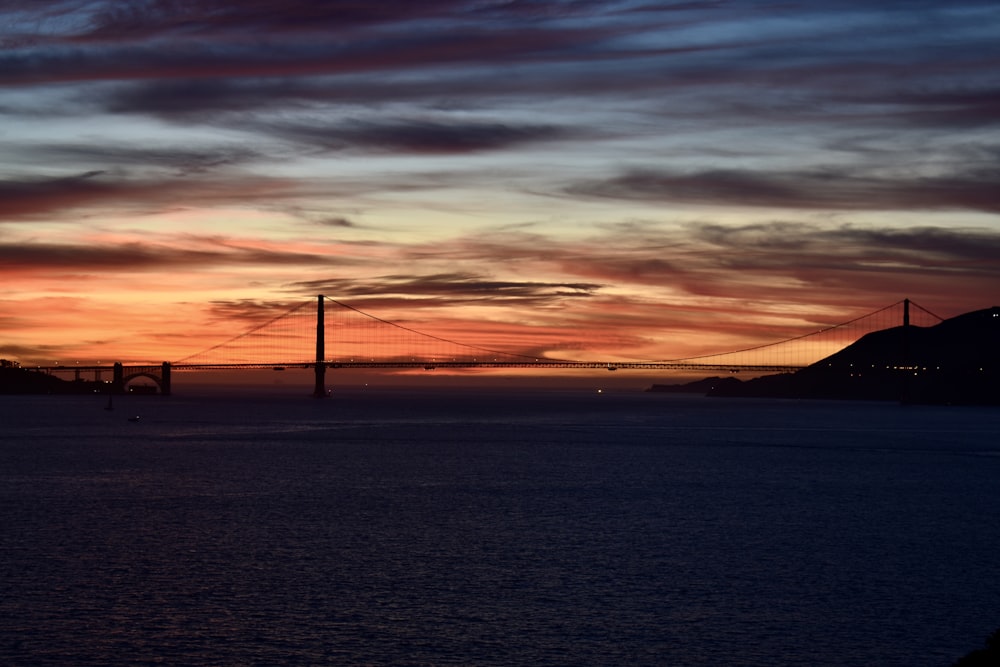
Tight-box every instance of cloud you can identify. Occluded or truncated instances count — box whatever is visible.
[667,220,1000,307]
[0,170,297,221]
[885,86,1000,129]
[3,1,999,367]
[78,1,468,42]
[0,170,121,219]
[0,3,622,87]
[0,159,525,225]
[101,78,319,117]
[201,298,312,324]
[0,239,332,271]
[687,221,1000,269]
[387,220,1000,313]
[316,217,355,228]
[87,54,706,122]
[0,342,66,360]
[255,118,572,154]
[288,272,602,307]
[10,1,998,151]
[569,166,1000,213]
[11,142,265,175]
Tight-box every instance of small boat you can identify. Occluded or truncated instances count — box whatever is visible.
[127,415,140,422]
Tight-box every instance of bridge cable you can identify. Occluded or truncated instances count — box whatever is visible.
[172,300,313,364]
[651,300,910,363]
[324,296,565,363]
[908,300,944,322]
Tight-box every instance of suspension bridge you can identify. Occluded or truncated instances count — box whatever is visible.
[24,296,943,396]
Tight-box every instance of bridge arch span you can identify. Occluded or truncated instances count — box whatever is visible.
[122,371,164,393]
[113,362,171,395]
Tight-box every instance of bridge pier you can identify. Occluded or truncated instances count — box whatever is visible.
[113,362,125,394]
[314,361,327,398]
[313,294,327,397]
[161,362,171,396]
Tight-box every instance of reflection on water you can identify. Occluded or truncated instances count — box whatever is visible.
[2,390,999,665]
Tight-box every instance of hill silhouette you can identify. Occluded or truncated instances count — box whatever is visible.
[952,627,1000,666]
[0,362,103,395]
[653,306,1000,405]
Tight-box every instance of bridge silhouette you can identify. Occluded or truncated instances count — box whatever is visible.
[33,296,942,396]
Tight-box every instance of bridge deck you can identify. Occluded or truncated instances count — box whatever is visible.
[180,361,805,372]
[35,361,804,373]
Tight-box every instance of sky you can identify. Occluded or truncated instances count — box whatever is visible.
[1,0,998,376]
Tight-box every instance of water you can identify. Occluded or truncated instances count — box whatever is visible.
[2,388,999,666]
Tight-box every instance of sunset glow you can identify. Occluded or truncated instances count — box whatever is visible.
[2,1,998,378]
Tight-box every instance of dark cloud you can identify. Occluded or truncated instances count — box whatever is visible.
[202,298,311,324]
[0,240,331,270]
[688,221,1000,267]
[89,56,707,121]
[395,221,1000,311]
[671,221,1000,307]
[400,231,685,287]
[819,225,1000,270]
[7,0,997,150]
[0,8,620,87]
[0,170,122,219]
[80,1,467,42]
[0,343,66,360]
[0,170,296,221]
[261,118,571,154]
[316,217,355,228]
[288,272,602,307]
[570,166,1000,213]
[102,78,318,116]
[14,142,264,175]
[880,87,1000,129]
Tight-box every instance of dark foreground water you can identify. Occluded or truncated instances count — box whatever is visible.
[1,388,999,666]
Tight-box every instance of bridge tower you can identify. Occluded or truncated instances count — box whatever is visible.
[313,294,327,398]
[900,298,911,403]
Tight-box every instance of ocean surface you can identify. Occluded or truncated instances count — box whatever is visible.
[1,387,999,666]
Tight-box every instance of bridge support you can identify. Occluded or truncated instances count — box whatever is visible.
[110,361,170,395]
[900,298,911,404]
[313,294,327,398]
[113,362,125,394]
